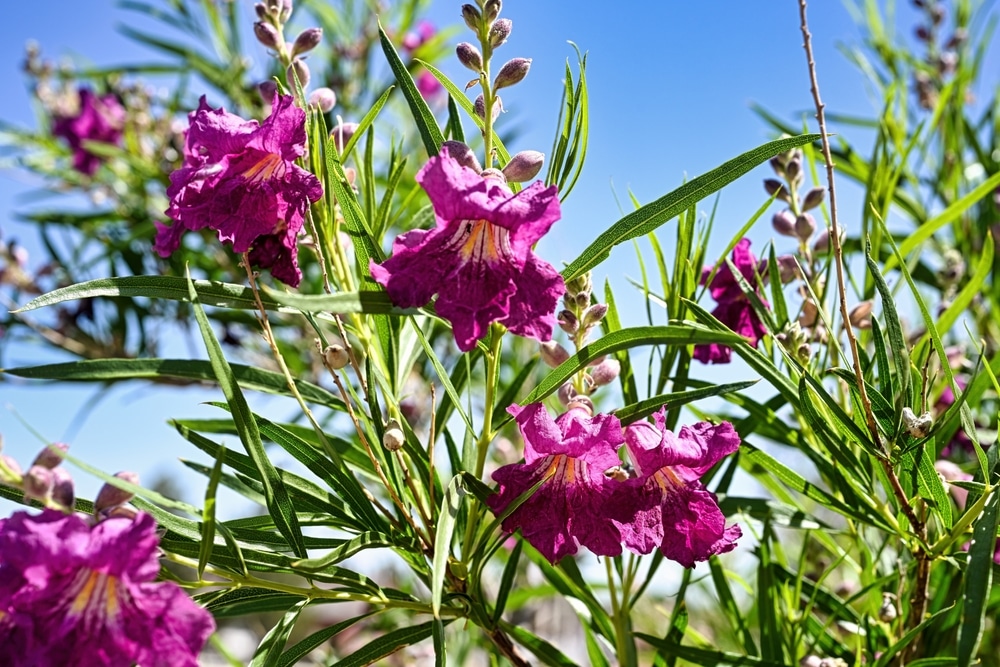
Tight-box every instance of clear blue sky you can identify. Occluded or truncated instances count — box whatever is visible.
[0,1,994,504]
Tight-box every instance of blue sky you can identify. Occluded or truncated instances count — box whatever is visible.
[0,1,994,505]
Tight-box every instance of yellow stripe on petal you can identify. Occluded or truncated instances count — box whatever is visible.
[242,152,284,183]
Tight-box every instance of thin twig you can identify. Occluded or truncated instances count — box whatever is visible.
[796,1,929,656]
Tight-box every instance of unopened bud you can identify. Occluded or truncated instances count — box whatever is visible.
[308,87,337,112]
[915,25,931,41]
[254,21,281,49]
[902,406,933,438]
[456,42,483,72]
[291,27,322,58]
[94,471,139,513]
[490,18,512,47]
[769,156,786,178]
[473,94,501,121]
[330,121,359,153]
[848,301,873,329]
[879,593,898,622]
[255,3,268,19]
[461,4,481,31]
[51,466,75,509]
[772,209,796,236]
[794,213,816,241]
[32,442,68,469]
[484,0,501,23]
[802,186,825,211]
[383,419,405,451]
[795,342,812,365]
[766,255,800,284]
[493,58,530,90]
[565,272,592,299]
[480,167,505,182]
[785,156,803,184]
[258,80,278,104]
[502,150,544,182]
[287,58,310,88]
[441,141,481,173]
[323,339,350,370]
[557,382,578,406]
[590,359,620,386]
[763,179,790,202]
[0,454,22,485]
[566,396,594,415]
[813,226,844,253]
[22,465,54,503]
[279,0,293,22]
[558,309,579,335]
[581,303,608,329]
[539,341,570,368]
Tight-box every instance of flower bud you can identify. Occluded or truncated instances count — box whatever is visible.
[254,21,281,50]
[590,359,620,386]
[785,155,803,185]
[771,209,796,236]
[502,150,544,182]
[799,299,819,328]
[566,396,594,415]
[461,4,481,31]
[255,3,268,19]
[582,303,608,329]
[308,87,337,112]
[763,179,790,202]
[565,272,592,299]
[258,80,278,104]
[441,141,481,173]
[51,466,75,509]
[558,309,578,335]
[769,156,786,178]
[813,226,844,253]
[878,593,897,622]
[539,341,571,368]
[456,42,483,72]
[94,471,139,513]
[291,27,323,58]
[484,0,501,23]
[279,0,293,22]
[493,58,530,90]
[22,465,54,503]
[0,454,22,486]
[848,301,873,329]
[802,186,825,211]
[32,442,68,469]
[287,58,310,89]
[902,406,933,438]
[330,121,359,153]
[490,18,512,47]
[383,419,405,451]
[794,213,816,241]
[480,167,506,182]
[767,255,800,284]
[323,338,350,370]
[557,382,578,406]
[473,94,501,122]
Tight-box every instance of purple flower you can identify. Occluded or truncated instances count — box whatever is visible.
[52,88,126,176]
[0,510,214,667]
[694,238,768,364]
[416,70,444,100]
[613,409,741,567]
[487,403,625,563]
[402,20,436,52]
[371,147,564,351]
[155,94,323,287]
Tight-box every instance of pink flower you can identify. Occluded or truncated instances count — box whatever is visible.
[695,238,768,364]
[155,95,323,287]
[52,88,126,176]
[487,403,625,563]
[0,510,214,666]
[371,147,564,351]
[612,408,741,567]
[402,20,436,52]
[416,70,443,100]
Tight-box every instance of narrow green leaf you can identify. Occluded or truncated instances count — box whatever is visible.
[637,633,788,666]
[615,380,757,424]
[865,239,912,407]
[341,85,394,161]
[259,286,415,314]
[499,621,579,667]
[491,538,523,625]
[709,556,758,655]
[561,134,819,281]
[432,475,465,618]
[293,532,413,571]
[198,446,225,578]
[249,598,308,667]
[330,620,442,667]
[185,270,306,558]
[276,612,375,667]
[378,22,443,156]
[957,487,1000,666]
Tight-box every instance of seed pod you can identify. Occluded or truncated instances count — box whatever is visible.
[456,42,483,72]
[383,419,405,452]
[291,27,322,58]
[323,338,350,370]
[501,150,544,182]
[493,58,530,90]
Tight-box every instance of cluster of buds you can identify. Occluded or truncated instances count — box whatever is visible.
[458,1,528,135]
[911,0,966,110]
[544,272,620,412]
[775,321,813,366]
[767,147,828,254]
[440,139,544,184]
[254,0,337,112]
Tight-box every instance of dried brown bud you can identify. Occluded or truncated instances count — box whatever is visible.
[291,27,322,58]
[501,150,544,182]
[802,186,825,211]
[456,42,483,72]
[902,407,933,438]
[493,58,530,90]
